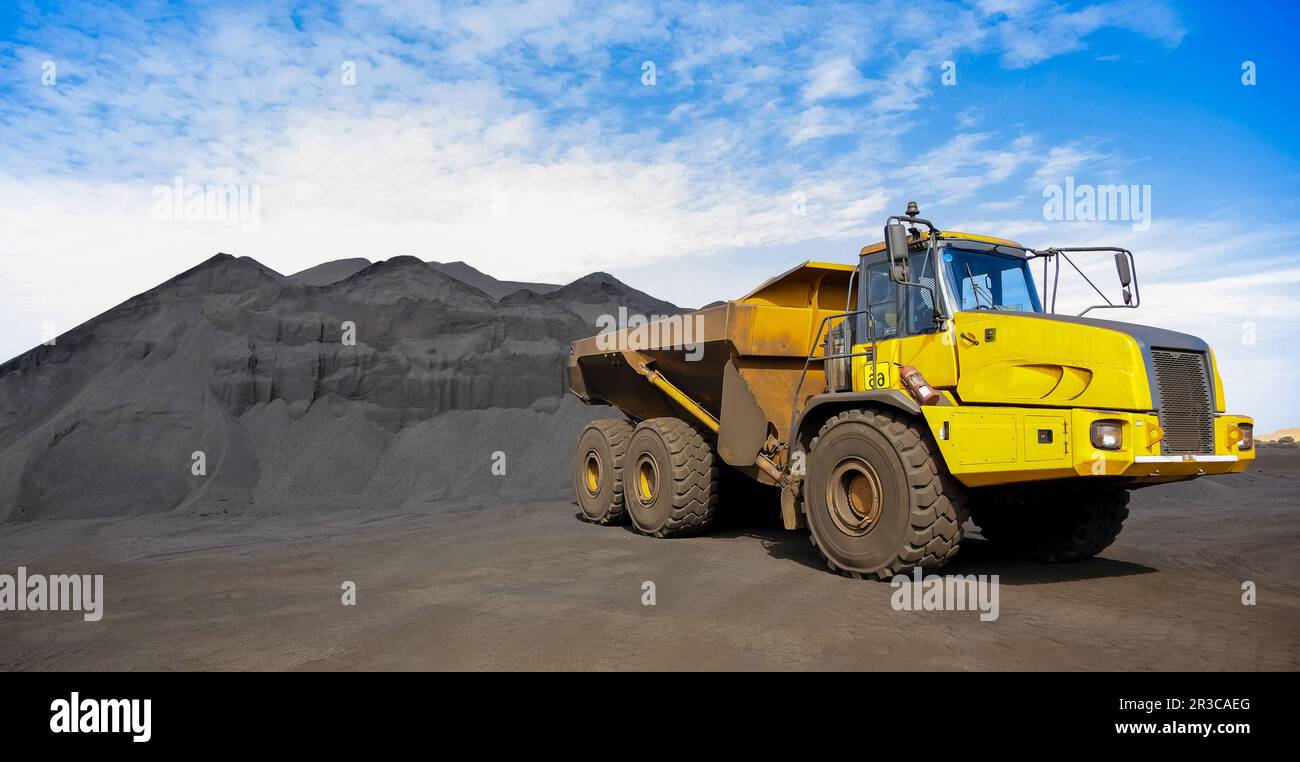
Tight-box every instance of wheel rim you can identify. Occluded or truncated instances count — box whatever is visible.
[583,450,602,496]
[635,453,659,507]
[826,457,883,537]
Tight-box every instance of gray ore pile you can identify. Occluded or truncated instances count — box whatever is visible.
[0,254,683,520]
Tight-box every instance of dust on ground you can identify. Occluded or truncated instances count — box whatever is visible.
[2,449,1296,671]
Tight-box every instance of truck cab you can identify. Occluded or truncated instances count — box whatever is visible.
[844,229,1254,489]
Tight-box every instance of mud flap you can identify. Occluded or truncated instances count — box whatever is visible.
[718,360,768,467]
[780,480,806,530]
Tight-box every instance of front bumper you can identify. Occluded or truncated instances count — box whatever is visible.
[922,404,1254,488]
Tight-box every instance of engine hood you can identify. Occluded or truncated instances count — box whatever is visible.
[950,311,1215,412]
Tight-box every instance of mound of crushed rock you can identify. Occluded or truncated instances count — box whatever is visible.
[0,254,686,519]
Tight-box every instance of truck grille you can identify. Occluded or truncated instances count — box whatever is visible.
[1151,349,1215,454]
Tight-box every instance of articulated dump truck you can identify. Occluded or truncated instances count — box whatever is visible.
[566,204,1255,579]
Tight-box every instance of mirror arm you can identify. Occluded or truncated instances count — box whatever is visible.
[1037,246,1140,315]
[887,214,938,233]
[883,217,944,323]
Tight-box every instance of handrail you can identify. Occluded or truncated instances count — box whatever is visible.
[785,308,877,460]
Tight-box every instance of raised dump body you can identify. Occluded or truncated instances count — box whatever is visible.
[567,261,855,481]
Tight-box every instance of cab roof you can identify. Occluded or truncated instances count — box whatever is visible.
[858,230,1024,257]
[734,233,1027,307]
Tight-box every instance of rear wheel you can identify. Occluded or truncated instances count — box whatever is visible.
[970,488,1129,562]
[575,418,633,524]
[803,408,965,580]
[625,418,718,538]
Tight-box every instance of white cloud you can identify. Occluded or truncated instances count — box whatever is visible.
[907,133,1042,204]
[1030,144,1112,187]
[802,57,869,102]
[982,0,1186,68]
[787,106,856,144]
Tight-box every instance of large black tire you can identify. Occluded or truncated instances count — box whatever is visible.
[970,488,1129,563]
[802,408,966,580]
[575,418,633,525]
[624,418,718,538]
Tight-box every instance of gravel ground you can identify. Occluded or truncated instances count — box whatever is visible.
[1,448,1296,671]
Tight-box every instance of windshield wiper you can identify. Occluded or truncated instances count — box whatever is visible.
[964,263,990,309]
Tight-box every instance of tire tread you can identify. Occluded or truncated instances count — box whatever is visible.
[579,418,633,524]
[802,408,967,580]
[631,417,718,538]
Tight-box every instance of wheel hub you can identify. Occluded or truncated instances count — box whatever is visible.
[583,450,602,496]
[826,457,883,536]
[635,454,659,507]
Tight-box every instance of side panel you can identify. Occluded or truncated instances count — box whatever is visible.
[947,412,1017,466]
[1023,414,1069,463]
[892,330,958,389]
[852,331,957,392]
[952,311,1153,410]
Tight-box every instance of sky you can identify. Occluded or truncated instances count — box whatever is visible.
[1,0,1298,430]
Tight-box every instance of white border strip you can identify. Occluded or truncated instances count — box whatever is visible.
[1134,455,1239,463]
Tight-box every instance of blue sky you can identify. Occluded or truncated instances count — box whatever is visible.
[1,0,1298,429]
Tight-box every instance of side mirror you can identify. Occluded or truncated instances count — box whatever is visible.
[885,222,909,282]
[1114,252,1132,287]
[1122,287,1132,305]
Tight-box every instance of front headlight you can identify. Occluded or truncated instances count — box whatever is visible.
[1239,424,1253,451]
[1091,420,1124,451]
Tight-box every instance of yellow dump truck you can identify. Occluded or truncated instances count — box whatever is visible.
[567,204,1254,579]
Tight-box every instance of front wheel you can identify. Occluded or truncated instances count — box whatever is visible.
[802,408,965,580]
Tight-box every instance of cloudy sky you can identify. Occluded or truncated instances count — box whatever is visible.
[1,0,1297,429]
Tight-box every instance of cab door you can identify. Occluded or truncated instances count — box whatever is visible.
[886,249,958,389]
[852,253,902,390]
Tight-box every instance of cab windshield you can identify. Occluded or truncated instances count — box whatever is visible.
[941,247,1042,313]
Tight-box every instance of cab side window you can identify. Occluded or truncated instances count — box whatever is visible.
[906,250,938,334]
[864,261,899,339]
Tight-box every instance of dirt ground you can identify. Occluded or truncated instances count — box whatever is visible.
[2,449,1297,671]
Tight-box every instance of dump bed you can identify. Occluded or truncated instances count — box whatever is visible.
[566,261,856,454]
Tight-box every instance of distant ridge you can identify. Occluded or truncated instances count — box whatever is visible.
[1259,427,1300,443]
[427,260,561,300]
[287,258,371,286]
[527,271,689,324]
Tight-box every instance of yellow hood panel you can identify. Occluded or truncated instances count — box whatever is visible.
[953,312,1154,410]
